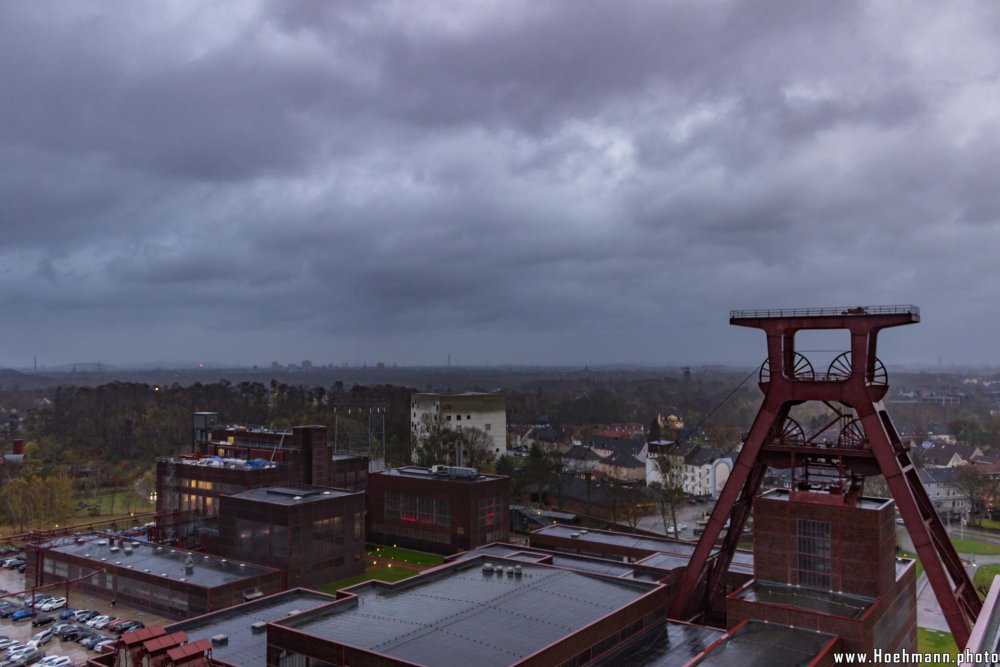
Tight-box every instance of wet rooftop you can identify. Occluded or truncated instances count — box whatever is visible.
[736,580,874,619]
[595,621,725,666]
[533,524,755,573]
[229,485,360,505]
[166,589,335,667]
[279,557,660,666]
[690,620,836,667]
[47,534,277,588]
[759,488,893,510]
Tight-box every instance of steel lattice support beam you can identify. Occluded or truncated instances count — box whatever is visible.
[668,306,979,647]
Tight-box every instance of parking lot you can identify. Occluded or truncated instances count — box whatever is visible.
[0,560,170,665]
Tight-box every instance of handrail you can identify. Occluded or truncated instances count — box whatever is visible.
[731,305,919,320]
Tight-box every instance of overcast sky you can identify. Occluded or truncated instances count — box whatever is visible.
[2,1,999,369]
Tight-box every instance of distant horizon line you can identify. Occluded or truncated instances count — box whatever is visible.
[2,360,998,374]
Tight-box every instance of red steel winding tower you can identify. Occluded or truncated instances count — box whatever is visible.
[668,305,981,646]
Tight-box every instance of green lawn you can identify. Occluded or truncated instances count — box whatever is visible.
[974,563,1000,600]
[916,627,958,658]
[899,551,924,580]
[368,544,445,566]
[980,518,1000,531]
[318,565,419,593]
[949,537,1000,555]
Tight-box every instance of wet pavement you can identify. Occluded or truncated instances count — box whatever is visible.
[0,561,171,665]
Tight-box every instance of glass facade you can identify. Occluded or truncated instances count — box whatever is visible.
[384,492,451,527]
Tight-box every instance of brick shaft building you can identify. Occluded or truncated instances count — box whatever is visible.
[367,466,510,554]
[726,490,916,654]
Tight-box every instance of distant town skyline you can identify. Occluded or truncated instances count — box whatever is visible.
[2,2,999,368]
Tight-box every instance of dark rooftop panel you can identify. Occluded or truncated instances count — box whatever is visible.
[759,488,892,510]
[691,620,836,667]
[230,485,360,505]
[736,580,874,619]
[279,558,659,667]
[596,621,725,666]
[167,589,336,667]
[48,534,276,587]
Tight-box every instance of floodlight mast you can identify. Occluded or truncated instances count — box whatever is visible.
[668,305,980,647]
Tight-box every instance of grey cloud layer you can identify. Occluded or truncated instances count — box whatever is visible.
[1,0,999,366]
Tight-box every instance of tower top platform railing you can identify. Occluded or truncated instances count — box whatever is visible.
[730,305,919,321]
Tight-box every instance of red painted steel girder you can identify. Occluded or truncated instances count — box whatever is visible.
[668,307,978,647]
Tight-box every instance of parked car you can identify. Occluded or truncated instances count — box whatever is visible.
[30,617,55,628]
[28,629,54,647]
[115,621,144,634]
[73,610,97,623]
[56,609,77,621]
[81,635,110,650]
[74,630,98,645]
[88,616,114,630]
[3,644,26,656]
[38,657,71,667]
[0,641,17,651]
[7,647,44,665]
[57,627,85,642]
[10,610,35,622]
[37,599,64,613]
[21,596,49,609]
[95,639,117,653]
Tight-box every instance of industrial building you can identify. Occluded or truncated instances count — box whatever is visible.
[216,484,366,588]
[267,555,667,667]
[366,465,510,554]
[26,533,283,619]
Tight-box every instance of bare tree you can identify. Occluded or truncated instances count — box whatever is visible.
[649,452,687,538]
[457,427,496,471]
[954,465,998,527]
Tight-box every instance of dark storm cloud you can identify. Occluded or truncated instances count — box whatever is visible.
[1,0,999,366]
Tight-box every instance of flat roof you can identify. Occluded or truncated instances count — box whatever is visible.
[759,488,893,510]
[691,620,836,667]
[381,466,503,483]
[278,557,659,667]
[534,524,755,573]
[595,621,725,666]
[229,485,360,505]
[736,580,874,619]
[166,589,335,667]
[46,534,276,588]
[449,543,653,579]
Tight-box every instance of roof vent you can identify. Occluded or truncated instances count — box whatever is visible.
[239,563,246,569]
[287,610,301,616]
[482,563,494,575]
[110,546,119,554]
[250,622,267,635]
[211,634,228,646]
[506,566,514,577]
[514,565,523,577]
